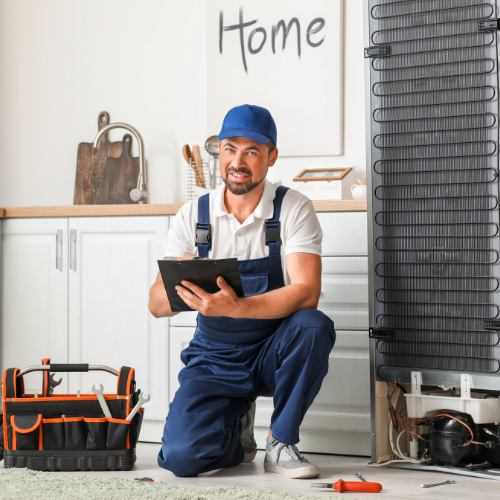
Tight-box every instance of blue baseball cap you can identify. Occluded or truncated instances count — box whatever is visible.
[218,104,277,146]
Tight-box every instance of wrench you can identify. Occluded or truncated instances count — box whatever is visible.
[91,384,112,418]
[49,373,62,395]
[421,480,455,488]
[126,392,150,421]
[355,473,367,482]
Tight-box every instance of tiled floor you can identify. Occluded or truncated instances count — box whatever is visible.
[55,442,500,499]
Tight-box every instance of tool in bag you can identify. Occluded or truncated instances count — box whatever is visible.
[91,384,112,418]
[126,392,150,421]
[49,374,62,395]
[1,360,148,471]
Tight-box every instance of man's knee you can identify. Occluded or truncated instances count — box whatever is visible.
[289,308,336,346]
[157,411,206,477]
[158,443,204,477]
[158,413,212,477]
[157,410,242,477]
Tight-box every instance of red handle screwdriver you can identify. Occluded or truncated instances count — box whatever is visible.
[312,480,383,493]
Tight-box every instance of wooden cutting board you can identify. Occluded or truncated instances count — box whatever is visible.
[74,111,126,205]
[102,134,140,204]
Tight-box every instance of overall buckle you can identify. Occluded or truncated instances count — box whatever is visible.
[195,223,212,247]
[265,221,281,245]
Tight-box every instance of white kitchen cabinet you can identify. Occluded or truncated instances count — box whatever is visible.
[0,219,69,393]
[318,212,368,256]
[170,310,198,327]
[67,216,169,443]
[319,256,369,330]
[1,215,169,443]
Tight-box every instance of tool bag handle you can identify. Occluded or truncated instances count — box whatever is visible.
[41,358,51,397]
[16,364,119,377]
[3,368,24,399]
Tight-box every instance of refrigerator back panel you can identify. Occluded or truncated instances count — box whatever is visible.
[367,0,500,379]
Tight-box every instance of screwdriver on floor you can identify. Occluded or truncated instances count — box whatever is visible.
[312,480,383,493]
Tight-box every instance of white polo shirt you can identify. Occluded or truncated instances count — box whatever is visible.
[164,179,322,285]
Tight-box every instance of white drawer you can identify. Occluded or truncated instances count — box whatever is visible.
[170,311,198,327]
[317,212,368,256]
[319,256,369,330]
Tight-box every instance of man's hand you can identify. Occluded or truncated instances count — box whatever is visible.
[176,276,243,317]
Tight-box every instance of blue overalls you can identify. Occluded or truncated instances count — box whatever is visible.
[158,186,336,477]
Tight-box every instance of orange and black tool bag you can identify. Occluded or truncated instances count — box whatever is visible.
[1,362,144,471]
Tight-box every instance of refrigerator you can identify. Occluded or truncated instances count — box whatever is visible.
[365,0,500,479]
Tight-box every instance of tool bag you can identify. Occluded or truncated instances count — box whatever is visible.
[0,361,144,471]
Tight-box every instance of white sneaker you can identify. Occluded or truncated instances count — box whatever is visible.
[241,402,257,463]
[264,438,320,479]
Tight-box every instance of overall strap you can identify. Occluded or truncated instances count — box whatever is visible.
[265,186,289,256]
[196,194,211,259]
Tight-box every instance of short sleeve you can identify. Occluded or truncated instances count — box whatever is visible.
[163,202,196,258]
[284,197,322,256]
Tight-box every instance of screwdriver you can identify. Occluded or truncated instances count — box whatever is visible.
[312,480,383,493]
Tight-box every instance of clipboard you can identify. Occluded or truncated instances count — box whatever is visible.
[157,258,244,312]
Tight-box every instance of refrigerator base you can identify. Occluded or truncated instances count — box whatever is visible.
[382,462,500,482]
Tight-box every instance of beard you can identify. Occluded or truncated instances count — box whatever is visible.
[222,167,265,195]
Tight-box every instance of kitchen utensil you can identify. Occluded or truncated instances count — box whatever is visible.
[74,111,122,204]
[421,480,455,488]
[355,473,367,482]
[205,135,220,189]
[191,145,207,188]
[91,384,112,418]
[351,179,367,200]
[183,144,202,187]
[101,134,140,204]
[93,123,148,204]
[126,391,150,421]
[182,144,193,164]
[312,480,383,493]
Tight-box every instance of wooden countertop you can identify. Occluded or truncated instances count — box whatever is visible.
[0,199,367,219]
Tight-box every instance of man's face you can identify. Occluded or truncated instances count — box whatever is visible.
[219,137,277,195]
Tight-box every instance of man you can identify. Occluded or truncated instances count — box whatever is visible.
[149,104,335,478]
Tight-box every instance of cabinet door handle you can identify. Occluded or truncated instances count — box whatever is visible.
[70,229,77,271]
[55,230,63,271]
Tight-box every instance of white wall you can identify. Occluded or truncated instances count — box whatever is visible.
[0,0,366,207]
